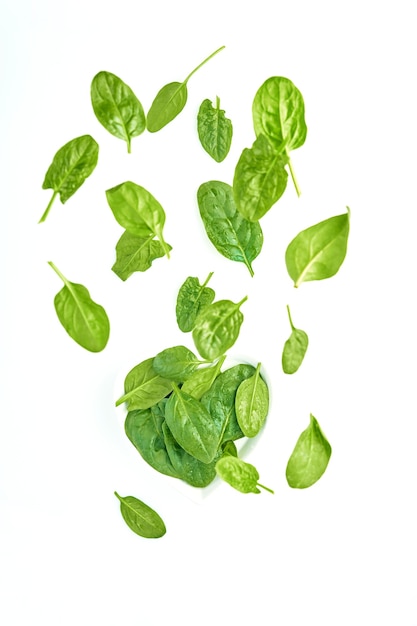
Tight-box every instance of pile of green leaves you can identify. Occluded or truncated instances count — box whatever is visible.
[116,274,272,493]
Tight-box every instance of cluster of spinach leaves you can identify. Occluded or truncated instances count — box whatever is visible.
[116,273,272,494]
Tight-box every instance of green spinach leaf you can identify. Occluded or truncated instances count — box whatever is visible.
[285,208,350,287]
[192,296,248,361]
[197,96,232,162]
[252,76,307,196]
[165,383,222,463]
[215,456,274,494]
[233,134,288,221]
[105,181,170,258]
[115,357,172,410]
[176,273,215,332]
[124,404,179,478]
[235,363,269,438]
[90,71,145,153]
[198,180,263,276]
[181,355,226,400]
[48,261,109,352]
[112,231,170,281]
[153,345,208,382]
[286,414,332,489]
[40,135,99,223]
[282,305,309,374]
[147,46,225,132]
[114,492,166,538]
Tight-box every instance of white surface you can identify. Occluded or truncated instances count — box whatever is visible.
[1,1,417,625]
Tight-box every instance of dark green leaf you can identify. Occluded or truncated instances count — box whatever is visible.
[192,297,248,361]
[153,345,207,382]
[235,363,269,438]
[165,384,222,463]
[215,456,274,494]
[233,134,288,221]
[147,46,225,133]
[48,261,109,352]
[285,208,350,287]
[115,357,172,410]
[282,305,309,374]
[114,492,166,538]
[197,96,232,162]
[90,71,145,152]
[286,414,332,489]
[176,273,215,332]
[105,181,170,258]
[112,231,170,281]
[198,180,263,276]
[40,135,99,222]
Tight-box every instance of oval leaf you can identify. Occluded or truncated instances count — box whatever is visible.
[285,208,350,287]
[197,97,232,162]
[147,82,188,132]
[90,71,145,152]
[192,297,248,361]
[176,273,215,332]
[114,492,166,538]
[48,261,109,352]
[282,305,309,374]
[112,231,170,281]
[153,345,205,382]
[286,414,332,489]
[115,357,172,410]
[215,456,273,494]
[198,181,263,276]
[235,363,269,438]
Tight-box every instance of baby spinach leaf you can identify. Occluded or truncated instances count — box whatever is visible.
[285,208,350,287]
[201,363,256,443]
[197,96,232,162]
[153,345,208,382]
[286,414,332,489]
[90,71,145,153]
[282,305,309,374]
[192,296,248,361]
[215,456,274,494]
[39,135,99,223]
[235,363,269,438]
[233,134,288,221]
[162,422,218,488]
[221,440,238,457]
[112,231,171,281]
[165,383,222,463]
[48,261,109,352]
[114,492,166,538]
[197,180,263,276]
[147,45,225,132]
[176,273,215,332]
[252,76,307,196]
[105,181,170,258]
[124,405,179,478]
[181,355,226,400]
[115,357,172,410]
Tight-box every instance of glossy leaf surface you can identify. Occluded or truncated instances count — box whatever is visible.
[112,231,170,281]
[90,71,145,152]
[285,208,350,287]
[147,46,225,132]
[165,384,222,463]
[153,345,205,382]
[233,134,288,221]
[215,456,273,494]
[114,492,166,538]
[192,297,248,361]
[115,357,172,410]
[235,363,269,438]
[286,414,332,489]
[105,181,170,257]
[48,261,109,352]
[176,273,215,332]
[282,305,309,374]
[40,135,99,222]
[198,180,263,276]
[197,96,232,162]
[181,355,226,400]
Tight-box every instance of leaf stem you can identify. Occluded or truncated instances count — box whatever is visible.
[237,295,249,308]
[288,157,301,197]
[257,482,274,494]
[39,190,58,223]
[202,271,214,288]
[48,260,68,287]
[184,45,225,84]
[286,304,295,330]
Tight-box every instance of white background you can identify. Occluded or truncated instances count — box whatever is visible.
[1,1,417,624]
